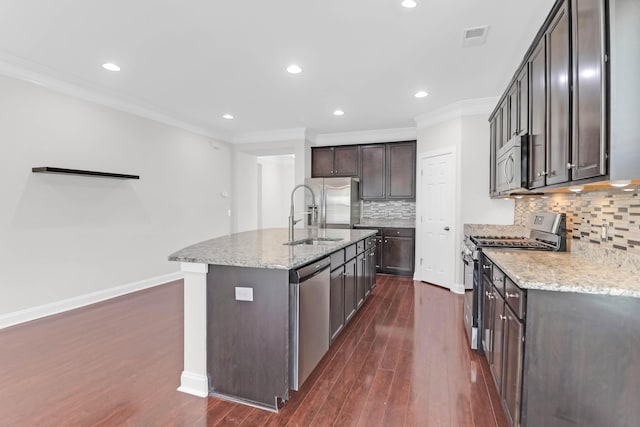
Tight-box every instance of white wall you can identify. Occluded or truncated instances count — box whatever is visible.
[258,155,295,228]
[0,75,231,318]
[461,115,515,224]
[231,138,307,233]
[232,151,258,232]
[416,113,514,289]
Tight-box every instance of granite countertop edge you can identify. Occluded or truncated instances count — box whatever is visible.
[168,228,378,270]
[483,248,640,299]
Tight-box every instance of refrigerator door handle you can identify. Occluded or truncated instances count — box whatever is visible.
[321,186,327,228]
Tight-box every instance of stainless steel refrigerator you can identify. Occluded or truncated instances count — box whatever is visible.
[304,177,361,228]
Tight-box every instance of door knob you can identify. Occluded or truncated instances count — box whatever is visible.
[444,227,450,231]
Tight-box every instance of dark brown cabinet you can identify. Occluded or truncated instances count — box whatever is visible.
[570,0,607,180]
[481,276,494,359]
[329,237,376,343]
[360,142,416,200]
[502,304,525,427]
[375,234,383,271]
[529,39,548,189]
[329,266,345,343]
[387,142,416,199]
[311,145,359,177]
[516,66,529,135]
[360,145,386,199]
[343,258,357,323]
[546,3,571,186]
[489,117,498,197]
[356,253,365,308]
[482,260,527,427]
[490,0,610,197]
[499,99,508,151]
[490,289,506,394]
[381,228,415,276]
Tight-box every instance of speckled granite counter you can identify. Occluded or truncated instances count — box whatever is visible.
[169,228,377,270]
[355,218,415,229]
[483,248,640,298]
[463,223,528,238]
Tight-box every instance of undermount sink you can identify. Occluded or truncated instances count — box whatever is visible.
[284,237,344,246]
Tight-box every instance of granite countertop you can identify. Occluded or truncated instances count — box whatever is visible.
[355,218,416,229]
[168,228,377,270]
[463,223,528,238]
[483,249,640,298]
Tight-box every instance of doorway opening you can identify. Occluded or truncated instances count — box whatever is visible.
[257,154,295,229]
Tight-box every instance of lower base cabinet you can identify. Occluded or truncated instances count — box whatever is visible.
[329,266,345,342]
[329,237,377,343]
[483,254,640,426]
[367,227,415,276]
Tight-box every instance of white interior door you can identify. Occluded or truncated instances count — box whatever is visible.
[419,150,455,290]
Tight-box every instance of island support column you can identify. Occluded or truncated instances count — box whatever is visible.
[177,262,209,397]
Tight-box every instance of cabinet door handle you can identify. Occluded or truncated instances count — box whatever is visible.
[499,314,507,321]
[567,163,576,169]
[506,292,519,299]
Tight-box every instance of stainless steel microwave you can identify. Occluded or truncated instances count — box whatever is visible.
[495,134,529,195]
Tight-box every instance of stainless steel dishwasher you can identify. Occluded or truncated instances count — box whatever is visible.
[290,257,330,391]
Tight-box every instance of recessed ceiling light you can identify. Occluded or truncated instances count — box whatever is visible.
[222,114,234,120]
[286,64,302,74]
[333,110,345,116]
[102,63,120,72]
[415,91,428,98]
[401,0,417,8]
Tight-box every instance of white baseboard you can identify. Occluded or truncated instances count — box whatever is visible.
[0,271,184,329]
[450,283,466,295]
[178,371,209,398]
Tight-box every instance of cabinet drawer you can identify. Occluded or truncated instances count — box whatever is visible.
[357,240,365,254]
[345,244,357,261]
[492,267,505,296]
[383,228,414,238]
[330,249,345,269]
[504,277,526,319]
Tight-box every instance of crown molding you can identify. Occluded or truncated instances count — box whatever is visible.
[414,97,500,129]
[233,128,307,144]
[0,51,233,143]
[313,127,417,146]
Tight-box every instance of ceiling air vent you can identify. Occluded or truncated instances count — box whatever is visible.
[461,25,489,47]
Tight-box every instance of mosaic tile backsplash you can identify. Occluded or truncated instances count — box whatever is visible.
[515,190,640,256]
[362,200,416,219]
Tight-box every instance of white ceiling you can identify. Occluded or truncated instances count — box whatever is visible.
[0,0,555,140]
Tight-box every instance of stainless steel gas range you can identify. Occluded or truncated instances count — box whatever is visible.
[462,213,567,350]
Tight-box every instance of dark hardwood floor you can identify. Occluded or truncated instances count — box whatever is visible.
[0,275,507,427]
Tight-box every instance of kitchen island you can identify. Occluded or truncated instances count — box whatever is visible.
[168,227,377,411]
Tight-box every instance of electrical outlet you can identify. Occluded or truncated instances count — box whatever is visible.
[235,287,254,302]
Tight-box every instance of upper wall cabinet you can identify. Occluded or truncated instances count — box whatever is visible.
[360,141,416,201]
[311,145,359,177]
[489,0,609,196]
[570,0,607,180]
[360,144,386,199]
